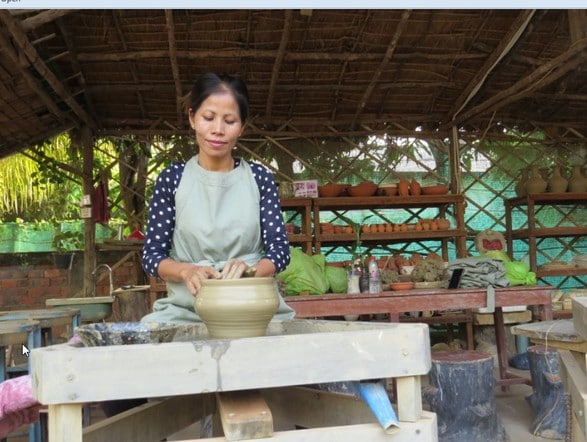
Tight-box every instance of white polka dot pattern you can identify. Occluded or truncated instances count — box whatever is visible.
[142,158,291,276]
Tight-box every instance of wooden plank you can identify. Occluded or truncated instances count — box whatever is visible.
[83,395,211,442]
[574,297,587,341]
[216,390,273,440]
[473,310,531,325]
[31,320,431,404]
[528,338,587,353]
[559,349,587,440]
[512,319,583,343]
[396,375,422,423]
[48,404,82,442]
[261,386,377,431]
[172,412,437,441]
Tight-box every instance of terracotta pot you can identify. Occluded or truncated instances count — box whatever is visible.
[525,166,547,194]
[436,218,450,230]
[410,179,421,196]
[195,277,279,339]
[398,178,410,196]
[547,165,568,193]
[568,165,587,193]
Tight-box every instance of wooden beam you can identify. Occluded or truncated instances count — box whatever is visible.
[568,10,587,43]
[55,18,99,126]
[20,9,75,31]
[0,11,94,127]
[351,10,411,127]
[0,30,74,125]
[265,10,293,120]
[112,10,147,120]
[216,390,274,441]
[331,11,373,122]
[450,10,536,119]
[165,10,184,126]
[452,38,587,127]
[79,126,96,298]
[83,394,213,442]
[76,48,485,63]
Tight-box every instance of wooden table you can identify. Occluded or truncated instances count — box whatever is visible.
[0,308,81,346]
[285,285,554,387]
[31,320,437,441]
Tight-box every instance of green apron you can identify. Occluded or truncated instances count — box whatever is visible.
[142,155,294,324]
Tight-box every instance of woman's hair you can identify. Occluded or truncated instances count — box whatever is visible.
[188,73,249,122]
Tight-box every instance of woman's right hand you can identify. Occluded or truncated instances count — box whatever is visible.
[179,264,221,296]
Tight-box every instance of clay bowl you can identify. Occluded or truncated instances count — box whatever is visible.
[75,322,178,346]
[347,181,378,197]
[379,185,398,196]
[195,277,279,339]
[421,185,449,195]
[318,183,346,197]
[390,281,415,291]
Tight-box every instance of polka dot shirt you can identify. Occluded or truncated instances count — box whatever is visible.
[142,158,291,277]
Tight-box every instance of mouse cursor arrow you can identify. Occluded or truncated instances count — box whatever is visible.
[21,344,31,357]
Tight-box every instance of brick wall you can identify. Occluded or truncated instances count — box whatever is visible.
[0,251,147,312]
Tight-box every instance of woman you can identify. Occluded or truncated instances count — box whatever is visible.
[141,72,294,323]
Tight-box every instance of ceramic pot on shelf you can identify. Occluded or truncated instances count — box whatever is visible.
[568,165,587,193]
[514,168,529,197]
[547,165,568,193]
[398,178,410,197]
[525,166,548,194]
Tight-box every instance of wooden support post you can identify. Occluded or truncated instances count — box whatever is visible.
[526,345,569,440]
[216,390,274,441]
[423,350,508,441]
[80,126,96,297]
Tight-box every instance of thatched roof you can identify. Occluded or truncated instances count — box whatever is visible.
[1,9,586,158]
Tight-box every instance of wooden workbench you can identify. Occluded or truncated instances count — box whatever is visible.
[285,285,554,387]
[31,319,437,441]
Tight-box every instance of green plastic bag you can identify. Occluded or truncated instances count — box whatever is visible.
[277,248,330,295]
[504,261,537,286]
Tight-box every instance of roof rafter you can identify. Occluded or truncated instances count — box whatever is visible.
[21,9,76,31]
[265,10,293,120]
[450,9,536,120]
[165,10,184,126]
[111,10,147,121]
[452,38,587,127]
[0,10,93,127]
[351,9,411,127]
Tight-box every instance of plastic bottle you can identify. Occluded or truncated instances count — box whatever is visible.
[368,256,382,293]
[359,260,370,293]
[348,267,360,294]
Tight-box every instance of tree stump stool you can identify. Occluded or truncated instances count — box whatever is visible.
[526,345,568,440]
[422,350,508,442]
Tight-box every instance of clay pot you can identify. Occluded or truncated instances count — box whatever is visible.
[514,168,529,197]
[436,218,450,230]
[547,165,568,193]
[195,277,279,339]
[568,165,587,193]
[347,181,378,197]
[398,178,410,197]
[318,183,346,197]
[410,179,421,196]
[525,166,548,194]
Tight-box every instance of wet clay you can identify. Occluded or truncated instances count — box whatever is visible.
[195,277,279,339]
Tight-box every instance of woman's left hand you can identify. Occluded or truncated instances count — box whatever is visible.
[221,259,254,279]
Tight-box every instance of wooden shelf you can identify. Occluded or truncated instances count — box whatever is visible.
[504,192,587,290]
[312,193,467,259]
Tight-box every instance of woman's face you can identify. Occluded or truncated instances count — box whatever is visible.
[189,91,243,160]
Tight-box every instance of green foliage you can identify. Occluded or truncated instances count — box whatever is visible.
[51,224,84,252]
